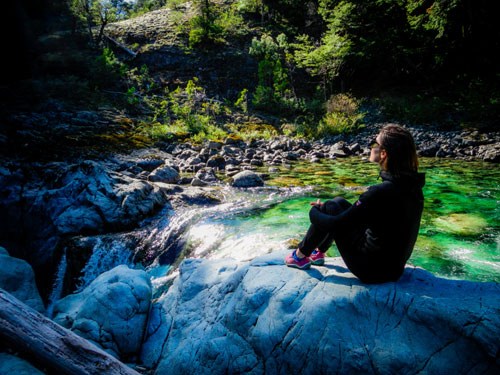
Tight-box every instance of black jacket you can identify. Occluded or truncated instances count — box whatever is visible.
[310,170,425,283]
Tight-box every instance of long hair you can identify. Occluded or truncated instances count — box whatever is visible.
[378,124,419,176]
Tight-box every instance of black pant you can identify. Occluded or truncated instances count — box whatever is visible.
[298,197,354,257]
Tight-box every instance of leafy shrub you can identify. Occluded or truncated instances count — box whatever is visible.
[250,34,301,115]
[317,94,365,136]
[92,47,128,89]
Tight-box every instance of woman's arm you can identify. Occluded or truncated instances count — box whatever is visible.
[308,185,382,231]
[309,202,364,231]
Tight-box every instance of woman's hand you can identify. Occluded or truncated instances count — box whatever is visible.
[310,199,322,207]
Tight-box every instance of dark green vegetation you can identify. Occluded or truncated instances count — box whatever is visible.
[2,0,499,147]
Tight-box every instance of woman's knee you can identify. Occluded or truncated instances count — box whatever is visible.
[321,197,351,215]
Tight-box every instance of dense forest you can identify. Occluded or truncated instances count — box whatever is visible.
[2,0,499,145]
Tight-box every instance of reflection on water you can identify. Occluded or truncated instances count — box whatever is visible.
[179,157,499,283]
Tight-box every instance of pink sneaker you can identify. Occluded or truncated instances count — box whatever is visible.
[310,250,325,266]
[285,250,311,270]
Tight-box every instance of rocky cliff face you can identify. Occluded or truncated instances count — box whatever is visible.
[140,252,500,375]
[105,4,258,100]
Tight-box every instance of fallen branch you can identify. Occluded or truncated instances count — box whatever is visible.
[103,33,137,58]
[0,289,141,375]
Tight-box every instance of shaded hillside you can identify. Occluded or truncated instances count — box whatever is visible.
[105,2,260,100]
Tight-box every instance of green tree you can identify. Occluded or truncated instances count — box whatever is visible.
[250,34,298,113]
[189,0,222,46]
[70,0,128,45]
[71,0,94,44]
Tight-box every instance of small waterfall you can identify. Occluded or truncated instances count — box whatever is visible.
[46,250,67,318]
[77,238,134,291]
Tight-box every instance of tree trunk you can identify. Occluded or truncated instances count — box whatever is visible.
[0,289,141,375]
[96,22,106,46]
[86,16,94,44]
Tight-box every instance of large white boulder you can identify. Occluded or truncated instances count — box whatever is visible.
[53,265,152,361]
[0,247,45,313]
[141,252,500,375]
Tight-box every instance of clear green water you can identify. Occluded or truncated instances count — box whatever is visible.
[184,158,499,283]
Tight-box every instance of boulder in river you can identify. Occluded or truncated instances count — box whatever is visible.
[433,213,489,236]
[53,265,152,361]
[0,247,45,313]
[148,165,180,183]
[231,170,264,188]
[140,252,500,375]
[195,167,219,184]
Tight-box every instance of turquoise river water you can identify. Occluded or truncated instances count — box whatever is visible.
[181,158,500,283]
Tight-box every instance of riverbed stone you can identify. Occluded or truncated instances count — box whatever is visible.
[136,158,164,172]
[148,164,180,183]
[141,252,500,375]
[478,144,500,162]
[0,247,45,313]
[231,170,264,187]
[53,265,152,361]
[195,167,218,184]
[206,155,226,168]
[433,213,489,236]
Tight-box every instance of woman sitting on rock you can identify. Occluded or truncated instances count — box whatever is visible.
[285,124,425,284]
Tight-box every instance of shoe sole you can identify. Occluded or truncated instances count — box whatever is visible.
[285,261,311,270]
[310,259,325,266]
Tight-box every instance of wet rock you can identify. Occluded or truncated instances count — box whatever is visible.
[136,159,164,172]
[178,176,193,185]
[418,143,440,157]
[195,167,218,184]
[0,247,45,313]
[206,155,226,169]
[185,156,202,166]
[282,151,299,161]
[141,252,500,375]
[436,148,449,158]
[0,160,170,297]
[224,136,243,146]
[178,149,198,160]
[478,144,500,162]
[231,170,264,188]
[269,140,286,151]
[348,143,361,154]
[310,151,325,159]
[148,165,180,183]
[53,265,151,361]
[330,149,348,158]
[225,164,240,177]
[0,353,46,375]
[191,177,207,187]
[175,187,223,206]
[433,213,489,236]
[208,141,223,150]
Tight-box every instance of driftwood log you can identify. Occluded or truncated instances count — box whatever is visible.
[103,33,137,57]
[0,288,141,375]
